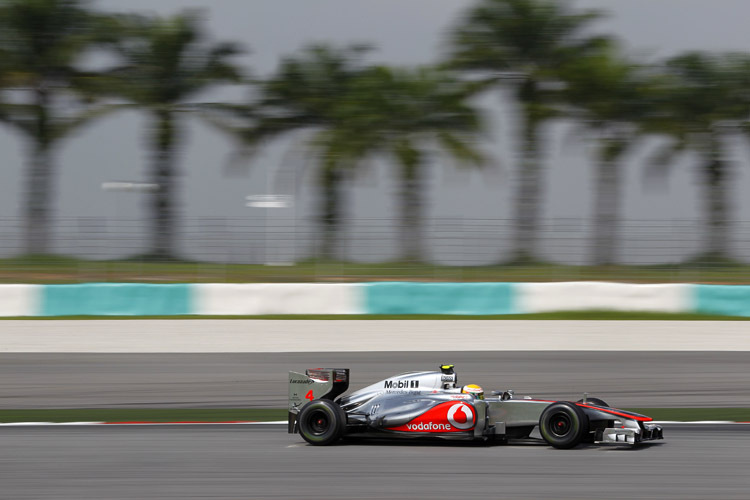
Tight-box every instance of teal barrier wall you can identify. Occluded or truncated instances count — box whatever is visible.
[364,282,516,315]
[694,284,750,317]
[41,283,192,316]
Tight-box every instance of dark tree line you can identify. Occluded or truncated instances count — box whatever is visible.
[2,0,750,264]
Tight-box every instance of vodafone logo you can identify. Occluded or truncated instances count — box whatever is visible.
[386,401,476,433]
[447,403,475,430]
[406,422,451,431]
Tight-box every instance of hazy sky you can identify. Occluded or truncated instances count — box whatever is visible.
[3,0,750,262]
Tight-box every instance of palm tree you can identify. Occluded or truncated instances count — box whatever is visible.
[558,48,659,265]
[647,52,750,261]
[323,66,485,262]
[448,0,608,262]
[214,44,374,260]
[0,0,116,255]
[97,11,243,259]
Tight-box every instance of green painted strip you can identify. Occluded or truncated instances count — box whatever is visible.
[364,282,515,315]
[694,285,750,317]
[40,283,192,316]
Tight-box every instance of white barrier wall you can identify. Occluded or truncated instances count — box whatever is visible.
[0,284,39,317]
[193,283,364,315]
[516,282,692,314]
[1,282,740,317]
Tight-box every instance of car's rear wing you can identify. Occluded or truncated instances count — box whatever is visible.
[288,368,350,433]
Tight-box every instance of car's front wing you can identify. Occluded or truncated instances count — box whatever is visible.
[595,421,664,445]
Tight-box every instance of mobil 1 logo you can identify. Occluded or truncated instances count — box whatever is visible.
[384,379,420,389]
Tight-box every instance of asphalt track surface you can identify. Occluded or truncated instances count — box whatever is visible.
[2,321,749,499]
[2,351,750,408]
[1,424,749,499]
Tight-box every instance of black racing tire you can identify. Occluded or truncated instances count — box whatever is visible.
[576,397,609,407]
[297,399,346,446]
[539,402,589,449]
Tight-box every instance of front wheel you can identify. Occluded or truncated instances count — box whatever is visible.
[297,399,346,446]
[539,402,588,449]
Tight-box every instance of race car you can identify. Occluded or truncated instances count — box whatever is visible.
[288,365,663,448]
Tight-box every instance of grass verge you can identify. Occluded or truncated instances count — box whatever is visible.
[1,407,749,423]
[4,256,750,284]
[625,408,750,422]
[0,408,286,423]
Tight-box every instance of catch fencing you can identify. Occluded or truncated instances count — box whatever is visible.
[3,216,750,283]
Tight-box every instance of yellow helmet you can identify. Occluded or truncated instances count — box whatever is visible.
[462,384,484,400]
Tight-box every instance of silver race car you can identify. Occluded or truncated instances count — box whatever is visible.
[288,365,663,448]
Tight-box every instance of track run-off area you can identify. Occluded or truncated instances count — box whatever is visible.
[2,319,750,352]
[2,319,750,498]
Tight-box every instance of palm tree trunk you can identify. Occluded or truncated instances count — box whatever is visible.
[23,141,54,255]
[148,110,179,260]
[591,155,621,266]
[702,145,730,259]
[24,87,54,255]
[319,165,343,260]
[512,112,542,263]
[398,161,423,262]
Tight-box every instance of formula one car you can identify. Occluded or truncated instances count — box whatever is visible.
[288,365,663,448]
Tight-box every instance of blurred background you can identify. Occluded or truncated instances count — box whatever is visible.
[3,5,750,496]
[4,0,750,283]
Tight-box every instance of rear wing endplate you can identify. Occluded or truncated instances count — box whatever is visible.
[288,368,350,433]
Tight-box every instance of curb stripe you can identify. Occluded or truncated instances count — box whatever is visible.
[102,420,258,424]
[0,420,287,426]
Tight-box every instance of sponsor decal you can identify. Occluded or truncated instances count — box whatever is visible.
[406,422,452,431]
[441,375,456,382]
[447,403,474,430]
[384,379,420,389]
[289,379,314,384]
[386,402,476,433]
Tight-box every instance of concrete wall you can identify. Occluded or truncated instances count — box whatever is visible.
[0,282,748,317]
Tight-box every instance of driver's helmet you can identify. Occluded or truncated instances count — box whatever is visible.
[462,384,484,400]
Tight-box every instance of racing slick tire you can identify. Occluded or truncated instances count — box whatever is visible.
[576,397,609,407]
[297,399,347,446]
[539,402,589,449]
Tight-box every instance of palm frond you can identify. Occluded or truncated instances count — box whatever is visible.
[50,102,133,141]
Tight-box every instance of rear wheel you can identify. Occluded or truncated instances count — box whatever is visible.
[539,402,588,449]
[297,400,346,446]
[576,397,609,407]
